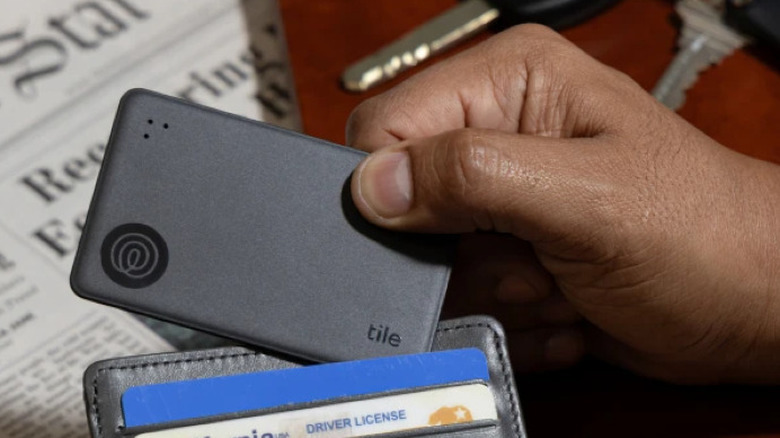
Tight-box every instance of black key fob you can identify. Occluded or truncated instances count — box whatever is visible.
[489,0,622,30]
[727,0,780,50]
[71,89,454,363]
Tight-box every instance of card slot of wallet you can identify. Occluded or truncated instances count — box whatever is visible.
[122,415,497,438]
[84,316,526,438]
[122,420,498,438]
[121,412,497,438]
[363,420,499,438]
[117,378,495,437]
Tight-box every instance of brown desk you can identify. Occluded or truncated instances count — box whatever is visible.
[279,0,780,436]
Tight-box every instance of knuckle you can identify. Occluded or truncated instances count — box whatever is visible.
[503,23,562,43]
[492,25,589,91]
[500,24,572,59]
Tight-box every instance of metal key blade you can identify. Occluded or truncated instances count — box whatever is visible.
[652,34,718,110]
[652,0,750,110]
[342,0,499,92]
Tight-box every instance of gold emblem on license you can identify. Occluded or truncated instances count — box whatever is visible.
[428,405,473,425]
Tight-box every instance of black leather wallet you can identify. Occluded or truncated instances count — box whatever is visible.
[83,316,526,438]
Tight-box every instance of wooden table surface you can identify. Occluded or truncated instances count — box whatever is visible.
[279,1,780,436]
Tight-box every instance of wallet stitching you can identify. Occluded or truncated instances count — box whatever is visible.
[90,323,521,438]
[436,323,522,438]
[90,351,261,437]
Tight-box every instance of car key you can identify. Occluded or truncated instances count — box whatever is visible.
[342,0,621,92]
[652,0,751,110]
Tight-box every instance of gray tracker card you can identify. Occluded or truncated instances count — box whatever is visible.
[71,89,454,362]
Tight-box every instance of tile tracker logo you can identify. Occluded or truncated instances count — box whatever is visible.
[101,223,168,288]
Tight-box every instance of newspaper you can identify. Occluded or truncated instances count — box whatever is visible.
[0,0,299,436]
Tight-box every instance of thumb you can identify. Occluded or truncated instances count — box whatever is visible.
[351,128,617,243]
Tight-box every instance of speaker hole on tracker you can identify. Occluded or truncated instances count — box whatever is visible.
[147,119,153,125]
[144,134,150,139]
[163,123,169,129]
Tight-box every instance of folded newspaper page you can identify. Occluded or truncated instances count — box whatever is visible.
[0,0,300,436]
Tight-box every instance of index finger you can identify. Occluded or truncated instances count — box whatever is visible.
[345,24,639,152]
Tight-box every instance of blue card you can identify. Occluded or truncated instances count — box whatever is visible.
[122,348,489,427]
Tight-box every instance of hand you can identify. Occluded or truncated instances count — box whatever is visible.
[346,25,780,384]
